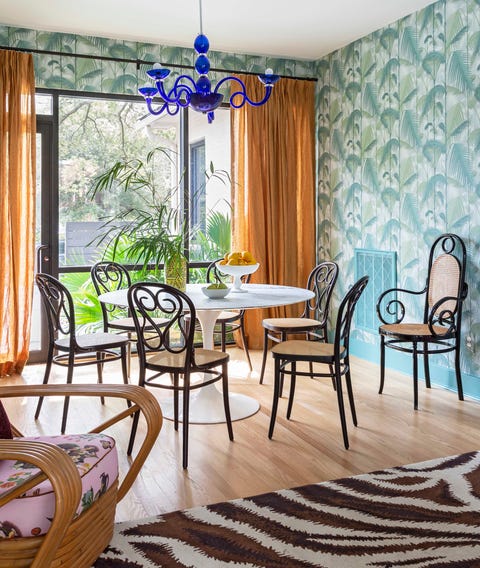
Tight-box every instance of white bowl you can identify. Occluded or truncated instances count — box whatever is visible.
[201,285,231,299]
[215,262,260,291]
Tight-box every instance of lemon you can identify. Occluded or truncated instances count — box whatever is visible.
[241,251,256,264]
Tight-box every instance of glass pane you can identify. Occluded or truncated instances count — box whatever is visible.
[188,106,231,262]
[35,93,53,115]
[58,96,180,268]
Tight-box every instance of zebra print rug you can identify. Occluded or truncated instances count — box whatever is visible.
[94,451,480,567]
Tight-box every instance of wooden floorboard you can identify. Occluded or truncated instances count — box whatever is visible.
[3,348,480,522]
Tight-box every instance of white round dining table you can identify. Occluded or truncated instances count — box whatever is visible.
[98,283,314,424]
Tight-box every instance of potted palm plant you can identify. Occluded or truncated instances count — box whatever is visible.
[89,147,188,289]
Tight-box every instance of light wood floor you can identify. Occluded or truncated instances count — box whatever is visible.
[3,348,480,522]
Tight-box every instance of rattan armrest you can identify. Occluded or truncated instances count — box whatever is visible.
[0,384,162,502]
[0,439,82,568]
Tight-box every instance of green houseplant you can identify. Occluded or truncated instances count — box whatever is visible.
[89,147,189,289]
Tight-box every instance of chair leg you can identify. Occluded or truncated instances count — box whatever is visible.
[423,342,431,388]
[239,321,253,371]
[379,335,386,394]
[259,329,269,384]
[35,344,54,419]
[61,354,75,434]
[455,343,464,401]
[279,332,287,398]
[126,338,132,378]
[173,373,179,431]
[334,361,349,450]
[222,362,234,441]
[286,362,296,419]
[120,345,131,408]
[344,357,357,426]
[182,374,190,469]
[127,365,144,455]
[127,411,140,456]
[329,365,336,390]
[96,352,105,405]
[412,342,419,410]
[268,357,282,439]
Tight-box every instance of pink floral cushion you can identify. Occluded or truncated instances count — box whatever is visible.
[0,433,118,538]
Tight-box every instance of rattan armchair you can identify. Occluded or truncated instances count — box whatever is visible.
[0,383,162,568]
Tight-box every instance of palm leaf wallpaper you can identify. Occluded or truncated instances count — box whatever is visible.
[316,0,480,393]
[1,0,479,394]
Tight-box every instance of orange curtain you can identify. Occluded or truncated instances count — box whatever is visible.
[0,50,36,376]
[231,75,316,349]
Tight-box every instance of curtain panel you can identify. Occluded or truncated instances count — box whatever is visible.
[231,75,316,349]
[0,50,36,376]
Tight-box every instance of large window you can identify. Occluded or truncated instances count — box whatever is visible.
[53,94,231,269]
[31,92,232,356]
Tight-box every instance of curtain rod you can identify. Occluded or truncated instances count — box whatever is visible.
[0,45,318,82]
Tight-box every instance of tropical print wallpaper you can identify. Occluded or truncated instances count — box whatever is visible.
[0,26,314,93]
[315,0,480,394]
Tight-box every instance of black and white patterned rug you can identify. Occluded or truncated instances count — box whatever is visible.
[94,451,480,567]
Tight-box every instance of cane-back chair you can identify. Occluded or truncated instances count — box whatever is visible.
[127,282,233,468]
[0,384,161,568]
[376,233,468,409]
[35,273,130,433]
[268,276,369,450]
[259,261,339,384]
[185,259,252,370]
[91,261,136,335]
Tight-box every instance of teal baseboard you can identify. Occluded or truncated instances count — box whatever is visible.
[350,337,480,402]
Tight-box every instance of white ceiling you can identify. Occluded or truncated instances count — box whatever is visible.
[0,0,437,60]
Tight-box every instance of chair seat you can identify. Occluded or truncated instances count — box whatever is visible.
[215,310,242,323]
[147,347,229,370]
[0,432,118,538]
[379,323,449,341]
[271,339,345,362]
[108,317,136,330]
[56,332,130,351]
[263,317,322,332]
[184,311,241,324]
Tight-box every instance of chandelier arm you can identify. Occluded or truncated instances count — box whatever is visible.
[214,76,274,109]
[143,98,181,117]
[156,75,197,105]
[144,98,170,117]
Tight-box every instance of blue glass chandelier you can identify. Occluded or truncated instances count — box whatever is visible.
[138,0,280,123]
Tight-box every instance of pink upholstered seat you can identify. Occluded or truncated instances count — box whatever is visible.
[0,432,118,538]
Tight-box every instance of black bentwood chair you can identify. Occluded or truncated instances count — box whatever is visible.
[376,233,468,410]
[35,273,129,433]
[185,258,252,370]
[91,261,169,375]
[91,261,135,335]
[268,276,369,450]
[127,282,233,468]
[259,261,339,384]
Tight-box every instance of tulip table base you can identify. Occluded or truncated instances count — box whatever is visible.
[160,388,260,424]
